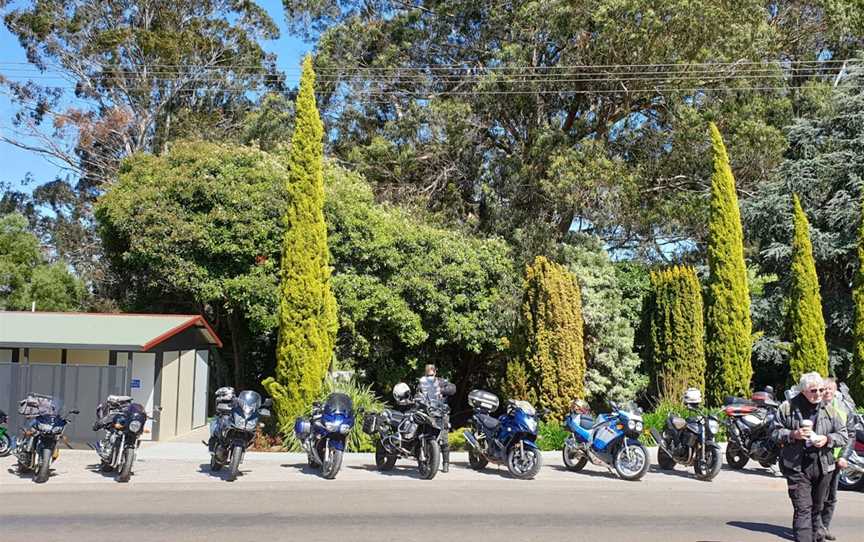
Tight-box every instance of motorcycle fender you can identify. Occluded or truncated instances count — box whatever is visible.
[329,438,346,452]
[519,438,540,451]
[625,438,643,449]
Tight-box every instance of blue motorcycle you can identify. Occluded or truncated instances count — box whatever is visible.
[562,401,650,481]
[294,393,356,479]
[463,390,543,479]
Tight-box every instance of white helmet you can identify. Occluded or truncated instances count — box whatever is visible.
[683,388,702,405]
[393,382,411,404]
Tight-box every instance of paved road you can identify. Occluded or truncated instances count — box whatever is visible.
[2,448,862,542]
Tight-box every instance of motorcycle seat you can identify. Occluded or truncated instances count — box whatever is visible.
[578,415,595,430]
[477,413,500,430]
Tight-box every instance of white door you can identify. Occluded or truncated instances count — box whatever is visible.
[193,350,209,428]
[130,352,156,441]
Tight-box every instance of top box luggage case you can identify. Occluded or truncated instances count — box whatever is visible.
[18,393,59,417]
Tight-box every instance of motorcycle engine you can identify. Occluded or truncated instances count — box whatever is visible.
[750,439,774,463]
[399,420,418,441]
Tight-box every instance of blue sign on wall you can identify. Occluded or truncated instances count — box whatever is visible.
[130,379,141,389]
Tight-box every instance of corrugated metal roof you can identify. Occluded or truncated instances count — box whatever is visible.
[0,312,222,350]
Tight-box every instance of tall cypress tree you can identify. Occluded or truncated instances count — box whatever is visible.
[787,194,829,381]
[263,56,338,427]
[705,122,753,406]
[520,256,586,421]
[649,266,706,402]
[852,198,864,405]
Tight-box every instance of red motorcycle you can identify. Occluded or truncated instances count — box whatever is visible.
[722,388,780,470]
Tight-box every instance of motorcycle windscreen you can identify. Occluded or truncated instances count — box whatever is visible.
[236,391,262,413]
[324,393,353,415]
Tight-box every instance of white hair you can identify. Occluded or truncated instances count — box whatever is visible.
[799,372,823,390]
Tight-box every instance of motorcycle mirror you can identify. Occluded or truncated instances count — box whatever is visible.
[70,409,80,415]
[260,409,271,418]
[263,398,273,408]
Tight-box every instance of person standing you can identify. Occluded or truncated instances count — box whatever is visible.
[772,372,848,542]
[820,377,857,541]
[417,364,454,473]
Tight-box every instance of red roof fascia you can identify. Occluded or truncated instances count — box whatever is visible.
[140,315,223,350]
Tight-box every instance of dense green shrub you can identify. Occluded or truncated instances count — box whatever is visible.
[705,122,753,406]
[264,56,338,428]
[786,194,829,381]
[537,421,569,451]
[849,198,864,405]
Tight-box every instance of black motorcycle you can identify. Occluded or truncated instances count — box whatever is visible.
[652,404,722,481]
[15,393,79,483]
[208,389,271,481]
[722,388,780,470]
[91,395,153,482]
[363,385,448,480]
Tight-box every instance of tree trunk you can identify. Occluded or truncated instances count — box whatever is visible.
[226,311,245,388]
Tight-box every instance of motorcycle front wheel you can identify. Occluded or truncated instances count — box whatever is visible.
[725,443,749,470]
[614,443,649,481]
[417,439,440,480]
[838,465,864,491]
[226,444,244,482]
[0,433,11,457]
[507,445,542,479]
[694,444,722,481]
[468,448,488,470]
[35,447,52,483]
[321,447,343,480]
[562,445,588,472]
[117,447,135,483]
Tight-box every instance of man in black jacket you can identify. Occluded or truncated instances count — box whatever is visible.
[773,372,848,542]
[417,364,454,473]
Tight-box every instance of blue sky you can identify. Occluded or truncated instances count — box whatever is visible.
[0,0,310,193]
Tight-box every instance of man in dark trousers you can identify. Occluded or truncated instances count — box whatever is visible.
[820,377,857,540]
[417,364,454,473]
[773,372,848,542]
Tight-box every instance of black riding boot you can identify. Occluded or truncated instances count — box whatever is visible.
[441,446,450,473]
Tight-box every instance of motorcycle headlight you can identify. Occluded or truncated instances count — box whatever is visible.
[627,419,636,430]
[339,423,352,435]
[38,423,53,433]
[52,424,65,434]
[325,421,342,432]
[128,420,142,433]
[635,421,643,432]
[707,419,720,435]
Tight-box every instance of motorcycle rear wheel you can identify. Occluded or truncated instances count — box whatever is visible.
[375,442,397,471]
[657,446,676,470]
[417,439,440,480]
[694,444,722,481]
[562,446,588,472]
[468,448,488,470]
[838,466,864,491]
[507,446,542,480]
[0,433,11,457]
[725,444,749,470]
[117,447,135,483]
[226,444,244,482]
[35,447,52,483]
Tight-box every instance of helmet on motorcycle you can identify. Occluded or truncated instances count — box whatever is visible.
[392,382,411,405]
[683,388,702,406]
[570,399,590,414]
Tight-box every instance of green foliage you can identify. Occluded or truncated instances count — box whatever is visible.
[316,375,386,452]
[325,165,518,396]
[648,266,706,402]
[264,56,338,426]
[501,359,536,404]
[97,141,289,385]
[448,429,468,452]
[786,195,829,381]
[561,239,647,403]
[0,213,84,311]
[705,123,753,406]
[537,421,569,452]
[520,256,586,421]
[853,198,864,405]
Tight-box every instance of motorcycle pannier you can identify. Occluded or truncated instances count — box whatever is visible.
[294,417,311,440]
[215,387,235,413]
[468,389,499,412]
[106,395,132,411]
[362,412,380,434]
[18,393,57,417]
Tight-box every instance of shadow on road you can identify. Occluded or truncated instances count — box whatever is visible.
[548,465,623,480]
[197,462,247,482]
[648,465,699,480]
[727,521,793,540]
[281,462,329,478]
[346,464,426,480]
[721,465,782,478]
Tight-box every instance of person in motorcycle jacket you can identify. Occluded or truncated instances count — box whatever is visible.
[819,377,857,541]
[417,364,454,473]
[772,372,848,542]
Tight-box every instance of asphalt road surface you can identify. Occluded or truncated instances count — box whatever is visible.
[2,449,862,542]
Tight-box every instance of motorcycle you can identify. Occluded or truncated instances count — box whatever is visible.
[838,412,864,491]
[651,389,723,481]
[0,409,11,457]
[294,392,357,479]
[462,389,543,479]
[15,393,79,483]
[562,401,650,481]
[90,395,153,482]
[722,388,780,470]
[362,383,448,480]
[208,389,272,481]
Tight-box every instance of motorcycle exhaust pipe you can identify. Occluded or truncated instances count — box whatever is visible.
[463,430,481,451]
[649,428,673,456]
